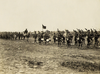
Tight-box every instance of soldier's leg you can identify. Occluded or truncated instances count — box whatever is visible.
[58,41,59,46]
[54,39,56,43]
[34,38,36,43]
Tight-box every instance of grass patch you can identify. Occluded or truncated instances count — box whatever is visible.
[61,60,100,72]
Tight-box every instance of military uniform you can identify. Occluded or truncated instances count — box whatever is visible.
[58,33,62,46]
[53,33,57,43]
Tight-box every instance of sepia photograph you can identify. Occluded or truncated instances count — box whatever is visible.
[0,0,100,74]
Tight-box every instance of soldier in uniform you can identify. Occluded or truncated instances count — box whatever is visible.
[87,30,92,48]
[24,28,28,34]
[44,32,50,44]
[57,32,62,46]
[18,32,21,40]
[62,35,65,44]
[94,32,99,47]
[78,34,83,47]
[53,33,57,43]
[33,31,37,43]
[38,31,41,44]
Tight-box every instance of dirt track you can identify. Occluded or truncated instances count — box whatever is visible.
[0,39,100,74]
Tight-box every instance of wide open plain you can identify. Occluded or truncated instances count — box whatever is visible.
[0,38,100,74]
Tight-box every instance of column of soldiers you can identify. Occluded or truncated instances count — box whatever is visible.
[52,29,100,48]
[33,31,51,44]
[0,28,100,48]
[0,29,29,40]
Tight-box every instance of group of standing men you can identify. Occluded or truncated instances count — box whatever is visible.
[52,29,100,47]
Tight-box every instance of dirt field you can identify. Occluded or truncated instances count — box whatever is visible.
[0,38,100,74]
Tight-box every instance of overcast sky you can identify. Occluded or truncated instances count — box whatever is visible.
[0,0,100,32]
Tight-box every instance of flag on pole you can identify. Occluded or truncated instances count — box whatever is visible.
[94,29,98,34]
[42,24,46,29]
[57,28,61,35]
[73,30,77,33]
[66,30,70,33]
[85,28,87,30]
[91,29,93,33]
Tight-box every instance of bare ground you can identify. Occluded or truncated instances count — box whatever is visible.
[0,38,100,74]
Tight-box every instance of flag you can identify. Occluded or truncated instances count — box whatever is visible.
[77,28,81,33]
[57,28,61,34]
[85,28,87,30]
[73,30,77,33]
[94,29,98,34]
[42,24,46,29]
[91,29,93,33]
[57,28,60,33]
[66,30,70,33]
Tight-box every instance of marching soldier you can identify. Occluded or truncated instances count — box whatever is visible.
[33,31,37,43]
[24,28,28,34]
[53,33,56,43]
